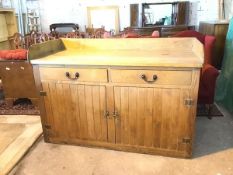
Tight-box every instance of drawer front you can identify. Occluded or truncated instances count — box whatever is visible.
[39,67,108,82]
[110,69,192,85]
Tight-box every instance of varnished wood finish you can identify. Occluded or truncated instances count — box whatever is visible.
[110,69,192,85]
[30,38,203,68]
[126,25,195,37]
[0,8,17,50]
[130,4,139,27]
[41,82,108,142]
[199,21,229,69]
[31,39,203,158]
[0,62,38,98]
[39,67,108,82]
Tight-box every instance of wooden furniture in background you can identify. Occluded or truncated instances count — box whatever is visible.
[142,2,189,27]
[0,8,17,50]
[0,115,42,175]
[126,25,195,37]
[199,21,229,69]
[29,38,203,158]
[130,4,139,27]
[174,1,190,25]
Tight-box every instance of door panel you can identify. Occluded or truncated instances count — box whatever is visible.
[114,86,192,152]
[42,82,108,142]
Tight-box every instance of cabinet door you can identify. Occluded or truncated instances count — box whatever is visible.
[113,86,193,152]
[42,82,107,142]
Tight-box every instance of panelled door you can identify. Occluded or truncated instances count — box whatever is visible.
[112,86,194,153]
[42,82,108,142]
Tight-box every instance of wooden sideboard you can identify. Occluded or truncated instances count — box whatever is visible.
[29,38,203,158]
[0,8,17,50]
[127,25,195,37]
[199,21,229,69]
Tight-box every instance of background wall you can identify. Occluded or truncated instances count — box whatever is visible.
[225,0,233,19]
[14,0,222,33]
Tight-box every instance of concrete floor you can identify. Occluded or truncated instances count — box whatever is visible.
[12,107,233,175]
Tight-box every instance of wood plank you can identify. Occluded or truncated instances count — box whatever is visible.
[42,82,55,137]
[160,89,172,149]
[168,89,180,150]
[77,85,88,140]
[136,88,145,146]
[114,86,121,144]
[152,88,162,148]
[144,88,153,147]
[106,85,115,143]
[49,136,190,158]
[30,38,204,68]
[48,82,61,138]
[0,116,42,175]
[110,69,192,86]
[99,86,107,141]
[57,83,69,140]
[0,124,25,154]
[39,67,108,83]
[177,89,190,152]
[63,84,79,139]
[128,87,137,145]
[85,85,96,140]
[120,87,129,144]
[70,84,81,139]
[92,86,102,141]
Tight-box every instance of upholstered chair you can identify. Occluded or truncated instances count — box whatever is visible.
[174,30,219,118]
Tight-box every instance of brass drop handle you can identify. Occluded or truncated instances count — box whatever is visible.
[104,111,110,119]
[65,72,79,80]
[112,111,119,120]
[140,74,158,83]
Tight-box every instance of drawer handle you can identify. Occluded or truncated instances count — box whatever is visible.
[65,72,80,80]
[140,74,158,83]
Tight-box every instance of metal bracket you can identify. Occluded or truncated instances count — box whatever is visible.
[40,91,47,96]
[112,111,120,120]
[184,98,194,107]
[43,124,51,129]
[182,137,191,144]
[104,111,110,119]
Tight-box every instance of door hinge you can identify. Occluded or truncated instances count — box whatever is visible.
[43,124,51,129]
[184,98,194,107]
[182,137,192,144]
[40,91,47,96]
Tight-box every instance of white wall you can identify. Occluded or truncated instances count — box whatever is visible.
[38,0,220,32]
[225,0,233,19]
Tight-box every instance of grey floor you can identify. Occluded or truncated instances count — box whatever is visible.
[12,106,233,175]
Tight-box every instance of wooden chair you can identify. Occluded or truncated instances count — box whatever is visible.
[85,25,106,38]
[65,32,80,38]
[38,33,55,43]
[13,33,25,49]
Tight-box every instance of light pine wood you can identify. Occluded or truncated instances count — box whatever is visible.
[0,8,17,49]
[0,116,42,175]
[39,67,108,82]
[41,82,108,142]
[30,38,204,68]
[31,38,203,158]
[110,69,192,85]
[0,124,25,154]
[199,21,229,69]
[106,85,116,143]
[113,86,193,153]
[0,14,9,42]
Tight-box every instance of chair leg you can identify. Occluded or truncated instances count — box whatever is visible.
[205,104,213,119]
